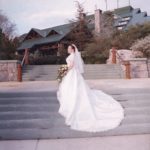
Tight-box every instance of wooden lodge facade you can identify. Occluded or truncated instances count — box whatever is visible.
[17,6,150,64]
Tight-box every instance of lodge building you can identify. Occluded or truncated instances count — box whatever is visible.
[17,6,150,60]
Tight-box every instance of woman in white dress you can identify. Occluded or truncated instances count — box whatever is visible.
[57,44,124,132]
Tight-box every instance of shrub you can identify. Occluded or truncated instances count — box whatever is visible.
[130,34,150,58]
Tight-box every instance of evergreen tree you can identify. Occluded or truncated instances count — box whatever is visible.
[68,1,93,51]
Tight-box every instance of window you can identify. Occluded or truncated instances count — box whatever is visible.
[121,17,131,21]
[118,21,128,26]
[117,26,123,30]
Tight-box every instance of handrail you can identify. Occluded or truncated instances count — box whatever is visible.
[21,52,26,66]
[146,59,150,78]
[112,49,131,79]
[116,51,124,64]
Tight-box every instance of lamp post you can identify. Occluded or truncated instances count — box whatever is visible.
[117,0,119,8]
[129,0,131,5]
[105,0,108,10]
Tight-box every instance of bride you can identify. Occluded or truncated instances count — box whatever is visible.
[57,44,124,132]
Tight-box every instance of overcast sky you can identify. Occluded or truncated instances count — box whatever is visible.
[0,0,150,35]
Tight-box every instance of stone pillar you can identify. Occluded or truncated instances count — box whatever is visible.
[124,61,131,79]
[25,48,29,65]
[94,9,102,34]
[17,63,22,82]
[111,47,117,64]
[0,60,18,81]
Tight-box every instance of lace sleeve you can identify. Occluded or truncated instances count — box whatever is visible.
[66,54,74,69]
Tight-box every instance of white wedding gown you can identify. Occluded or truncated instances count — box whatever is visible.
[57,52,124,132]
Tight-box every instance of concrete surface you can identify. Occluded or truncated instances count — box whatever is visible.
[0,134,150,150]
[0,79,150,149]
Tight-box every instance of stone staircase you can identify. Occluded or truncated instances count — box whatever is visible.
[0,89,150,140]
[22,64,125,81]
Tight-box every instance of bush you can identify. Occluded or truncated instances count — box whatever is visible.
[82,37,111,64]
[111,22,150,49]
[130,34,150,58]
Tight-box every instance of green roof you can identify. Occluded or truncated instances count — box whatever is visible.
[114,6,133,15]
[18,23,72,50]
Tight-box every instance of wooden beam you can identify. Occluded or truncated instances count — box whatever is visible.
[25,49,29,65]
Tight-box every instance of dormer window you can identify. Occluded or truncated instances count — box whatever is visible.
[137,9,141,14]
[24,29,42,41]
[144,12,147,17]
[47,30,59,37]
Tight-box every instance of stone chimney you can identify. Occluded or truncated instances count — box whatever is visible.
[95,9,102,34]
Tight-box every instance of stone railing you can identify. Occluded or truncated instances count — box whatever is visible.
[128,58,149,78]
[147,59,150,77]
[107,48,150,78]
[108,47,131,79]
[0,60,19,82]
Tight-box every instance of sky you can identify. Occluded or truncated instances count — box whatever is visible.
[0,0,150,36]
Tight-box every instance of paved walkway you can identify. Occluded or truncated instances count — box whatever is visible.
[0,134,150,150]
[1,78,150,92]
[0,79,150,149]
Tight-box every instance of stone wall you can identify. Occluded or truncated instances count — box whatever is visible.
[128,58,149,78]
[107,49,150,78]
[147,59,150,77]
[0,60,18,82]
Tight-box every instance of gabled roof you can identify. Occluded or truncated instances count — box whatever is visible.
[47,30,59,37]
[18,34,66,50]
[114,6,133,15]
[18,23,72,50]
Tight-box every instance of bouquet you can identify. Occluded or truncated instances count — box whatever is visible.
[56,65,68,83]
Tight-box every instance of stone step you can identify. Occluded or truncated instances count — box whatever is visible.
[0,104,59,112]
[0,112,55,120]
[23,74,122,77]
[122,115,150,124]
[0,95,149,106]
[0,90,150,140]
[0,99,57,105]
[23,64,121,68]
[0,118,65,129]
[0,97,58,104]
[22,71,122,75]
[1,105,148,117]
[120,100,150,107]
[0,123,150,140]
[22,64,124,81]
[0,98,149,109]
[0,113,149,130]
[23,74,123,79]
[0,91,56,97]
[125,107,150,115]
[0,111,60,120]
[23,74,122,78]
[113,94,150,101]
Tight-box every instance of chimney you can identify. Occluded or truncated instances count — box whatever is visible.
[95,9,102,34]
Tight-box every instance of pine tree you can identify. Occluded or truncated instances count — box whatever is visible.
[68,1,93,51]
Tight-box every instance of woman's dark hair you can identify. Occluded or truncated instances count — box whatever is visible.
[70,44,75,52]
